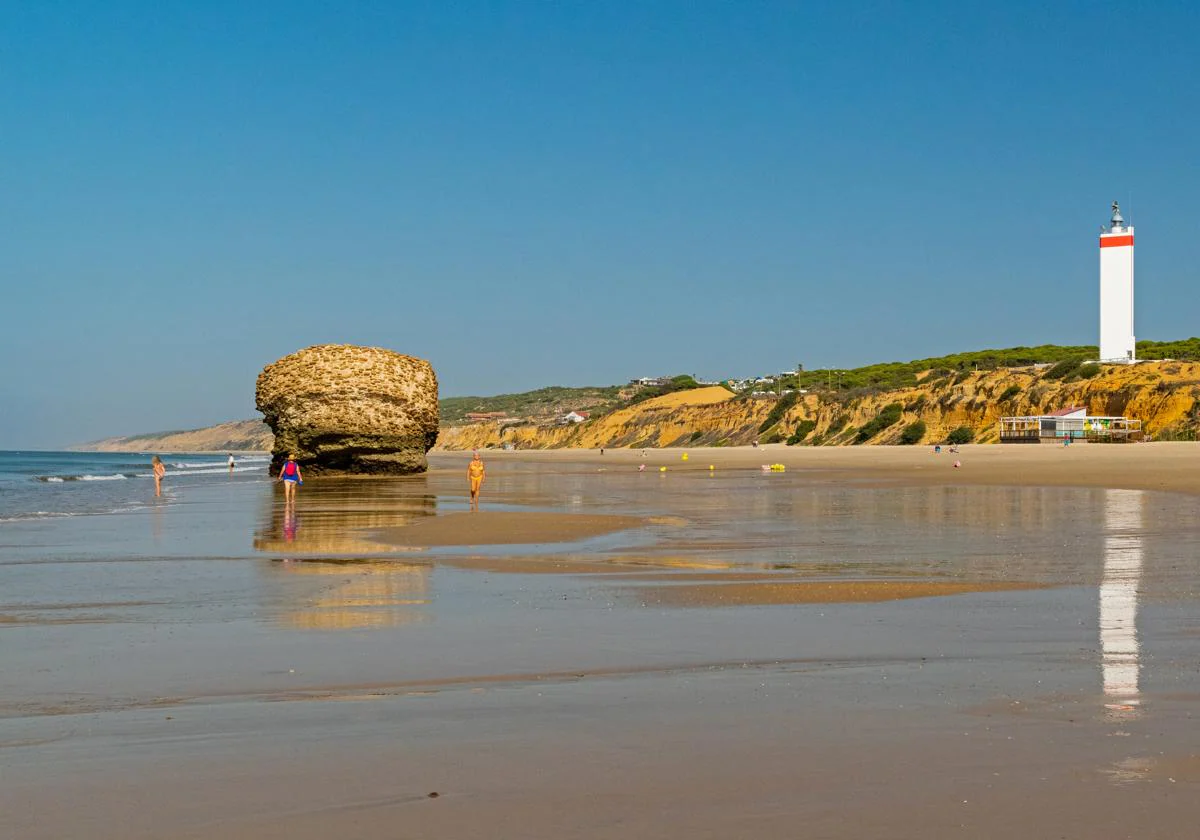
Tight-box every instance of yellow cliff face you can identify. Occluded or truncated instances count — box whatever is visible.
[436,363,1200,449]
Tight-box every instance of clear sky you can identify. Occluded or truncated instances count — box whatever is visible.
[3,1,1198,448]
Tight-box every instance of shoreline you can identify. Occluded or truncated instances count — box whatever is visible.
[63,448,272,455]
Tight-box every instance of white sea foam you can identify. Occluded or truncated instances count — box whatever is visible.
[172,457,270,469]
[0,510,85,522]
[167,465,264,476]
[78,474,130,481]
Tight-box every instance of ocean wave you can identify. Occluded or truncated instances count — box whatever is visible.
[165,465,264,476]
[36,473,135,482]
[171,457,270,469]
[0,510,87,522]
[36,465,264,483]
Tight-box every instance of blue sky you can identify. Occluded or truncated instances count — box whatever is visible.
[3,1,1198,447]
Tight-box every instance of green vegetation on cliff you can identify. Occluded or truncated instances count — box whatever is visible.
[439,385,622,424]
[782,338,1200,393]
[855,403,904,443]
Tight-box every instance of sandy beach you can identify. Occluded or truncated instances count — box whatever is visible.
[455,439,1200,495]
[4,444,1200,838]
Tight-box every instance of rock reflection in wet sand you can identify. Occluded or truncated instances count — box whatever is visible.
[271,559,431,630]
[253,478,437,555]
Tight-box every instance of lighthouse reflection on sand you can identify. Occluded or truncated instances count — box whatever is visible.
[1100,489,1144,721]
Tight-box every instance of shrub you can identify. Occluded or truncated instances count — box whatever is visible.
[689,430,704,442]
[1155,424,1197,441]
[1043,358,1084,380]
[786,419,817,445]
[1076,363,1102,380]
[763,431,785,444]
[899,420,926,445]
[998,384,1022,402]
[826,414,849,436]
[906,395,927,412]
[855,403,904,443]
[946,426,975,445]
[759,392,800,432]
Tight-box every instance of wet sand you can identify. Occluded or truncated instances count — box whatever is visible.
[4,455,1200,838]
[631,578,1048,606]
[372,510,646,547]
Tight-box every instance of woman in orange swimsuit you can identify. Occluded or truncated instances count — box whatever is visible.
[467,451,485,510]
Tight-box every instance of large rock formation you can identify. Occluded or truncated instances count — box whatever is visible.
[255,344,438,476]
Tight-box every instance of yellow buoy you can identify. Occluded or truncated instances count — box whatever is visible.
[681,453,689,461]
[659,466,667,472]
[708,465,714,470]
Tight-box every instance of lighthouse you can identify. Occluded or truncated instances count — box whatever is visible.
[1099,201,1135,363]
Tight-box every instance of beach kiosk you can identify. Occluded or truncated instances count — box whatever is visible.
[999,406,1142,443]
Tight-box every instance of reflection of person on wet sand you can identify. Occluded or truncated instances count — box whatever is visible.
[467,451,486,510]
[151,455,166,497]
[278,454,303,503]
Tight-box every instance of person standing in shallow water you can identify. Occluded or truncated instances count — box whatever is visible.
[467,451,486,511]
[278,454,303,504]
[228,453,235,476]
[151,455,165,497]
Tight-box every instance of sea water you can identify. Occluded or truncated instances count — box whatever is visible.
[0,450,272,521]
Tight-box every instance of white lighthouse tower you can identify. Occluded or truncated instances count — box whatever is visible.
[1099,201,1136,363]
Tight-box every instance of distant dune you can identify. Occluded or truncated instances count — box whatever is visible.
[78,420,273,453]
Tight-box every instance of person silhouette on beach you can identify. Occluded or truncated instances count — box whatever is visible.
[278,454,303,504]
[228,453,235,476]
[151,455,165,497]
[467,451,486,510]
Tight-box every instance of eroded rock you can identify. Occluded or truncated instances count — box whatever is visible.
[255,344,438,476]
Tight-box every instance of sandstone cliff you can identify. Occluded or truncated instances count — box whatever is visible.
[437,362,1200,449]
[256,344,439,475]
[79,420,273,453]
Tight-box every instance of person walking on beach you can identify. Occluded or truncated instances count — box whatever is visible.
[467,451,486,511]
[151,455,166,497]
[228,453,235,476]
[278,454,303,503]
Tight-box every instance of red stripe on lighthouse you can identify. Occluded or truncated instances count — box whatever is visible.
[1100,235,1134,248]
